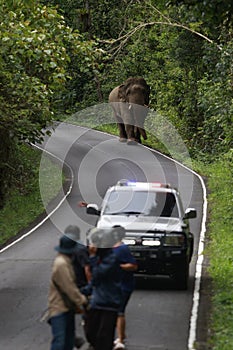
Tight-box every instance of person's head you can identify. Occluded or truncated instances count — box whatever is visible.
[112,225,125,241]
[64,225,81,241]
[55,235,77,255]
[87,226,125,249]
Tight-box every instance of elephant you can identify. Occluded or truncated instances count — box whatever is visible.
[108,77,150,144]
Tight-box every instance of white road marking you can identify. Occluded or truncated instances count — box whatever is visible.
[141,143,208,350]
[188,174,207,350]
[0,144,74,254]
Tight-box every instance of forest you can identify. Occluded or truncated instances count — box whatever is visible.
[1,0,232,208]
[0,1,232,348]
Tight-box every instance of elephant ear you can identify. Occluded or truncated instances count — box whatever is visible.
[144,84,150,106]
[118,84,127,101]
[137,78,151,105]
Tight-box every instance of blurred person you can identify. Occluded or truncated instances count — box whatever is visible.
[48,233,87,350]
[64,225,92,349]
[64,225,91,288]
[112,226,138,350]
[78,202,138,349]
[82,227,123,350]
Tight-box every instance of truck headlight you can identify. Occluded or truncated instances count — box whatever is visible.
[142,240,160,246]
[164,234,185,247]
[122,239,136,245]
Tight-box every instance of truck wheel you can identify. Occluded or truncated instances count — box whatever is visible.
[171,262,189,290]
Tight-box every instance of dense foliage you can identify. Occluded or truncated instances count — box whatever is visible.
[40,0,232,156]
[0,0,232,197]
[0,1,98,206]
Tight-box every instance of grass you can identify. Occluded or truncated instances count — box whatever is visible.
[95,124,170,155]
[0,144,63,246]
[199,151,233,350]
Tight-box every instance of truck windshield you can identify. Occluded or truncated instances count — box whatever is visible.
[103,190,178,217]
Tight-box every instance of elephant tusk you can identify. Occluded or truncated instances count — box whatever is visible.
[128,104,132,110]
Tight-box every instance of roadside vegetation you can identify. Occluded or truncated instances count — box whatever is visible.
[0,144,63,246]
[0,1,232,349]
[201,152,233,350]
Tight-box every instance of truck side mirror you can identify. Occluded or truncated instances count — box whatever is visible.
[86,204,100,216]
[184,208,197,219]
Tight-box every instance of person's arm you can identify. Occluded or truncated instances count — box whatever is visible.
[54,259,87,308]
[78,247,92,283]
[88,246,99,273]
[84,265,92,283]
[78,201,88,207]
[116,244,138,271]
[120,263,137,271]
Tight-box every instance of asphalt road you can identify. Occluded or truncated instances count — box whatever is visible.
[0,123,205,350]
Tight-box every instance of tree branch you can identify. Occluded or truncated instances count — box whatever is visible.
[102,18,222,59]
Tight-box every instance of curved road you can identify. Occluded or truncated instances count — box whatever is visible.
[0,123,205,350]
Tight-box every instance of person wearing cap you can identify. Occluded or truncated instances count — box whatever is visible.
[64,225,92,349]
[82,227,123,350]
[48,232,87,350]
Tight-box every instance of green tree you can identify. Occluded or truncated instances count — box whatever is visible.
[0,1,97,207]
[97,0,233,156]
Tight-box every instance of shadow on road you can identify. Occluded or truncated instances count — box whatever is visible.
[135,275,195,291]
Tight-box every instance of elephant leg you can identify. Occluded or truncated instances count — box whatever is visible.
[111,102,127,142]
[134,126,147,143]
[131,104,148,141]
[120,103,137,144]
[134,127,141,143]
[117,120,127,142]
[118,102,137,144]
[125,124,138,144]
[116,115,127,141]
[138,127,147,140]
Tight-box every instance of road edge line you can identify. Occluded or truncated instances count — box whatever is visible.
[187,174,207,350]
[139,143,207,350]
[0,144,74,254]
[92,128,208,349]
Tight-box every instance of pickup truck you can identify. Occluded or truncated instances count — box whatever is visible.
[86,180,197,290]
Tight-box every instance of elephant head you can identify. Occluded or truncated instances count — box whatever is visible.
[122,77,150,106]
[109,77,150,144]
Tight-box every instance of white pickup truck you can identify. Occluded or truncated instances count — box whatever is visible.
[86,180,197,290]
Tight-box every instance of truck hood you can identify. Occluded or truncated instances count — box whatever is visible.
[97,215,184,233]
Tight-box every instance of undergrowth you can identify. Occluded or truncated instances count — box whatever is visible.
[0,144,63,246]
[202,150,233,350]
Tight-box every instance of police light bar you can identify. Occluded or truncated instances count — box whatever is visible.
[117,180,170,189]
[151,182,171,188]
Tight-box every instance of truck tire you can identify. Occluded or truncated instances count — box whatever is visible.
[171,261,189,290]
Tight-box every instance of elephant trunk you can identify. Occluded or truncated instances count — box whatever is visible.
[131,104,148,141]
[138,127,147,140]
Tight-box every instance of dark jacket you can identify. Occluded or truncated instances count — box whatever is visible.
[82,248,122,311]
[72,242,90,288]
[113,243,137,293]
